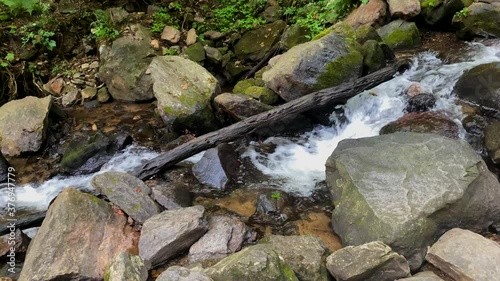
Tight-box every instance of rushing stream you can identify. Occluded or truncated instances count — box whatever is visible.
[2,41,500,212]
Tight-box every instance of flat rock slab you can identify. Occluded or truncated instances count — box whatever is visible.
[139,206,208,266]
[157,266,213,281]
[19,188,136,281]
[326,241,410,281]
[105,252,148,281]
[0,96,52,156]
[189,216,251,263]
[426,228,500,281]
[260,235,330,281]
[91,172,160,224]
[205,244,299,281]
[325,132,500,270]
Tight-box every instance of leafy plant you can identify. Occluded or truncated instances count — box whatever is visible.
[0,0,38,15]
[151,7,179,33]
[455,7,469,18]
[21,29,56,51]
[271,192,281,200]
[90,9,120,40]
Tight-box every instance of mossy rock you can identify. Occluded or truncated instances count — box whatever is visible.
[362,40,386,74]
[280,25,310,50]
[243,86,279,105]
[420,0,473,26]
[60,132,111,174]
[377,20,421,50]
[184,42,206,62]
[234,20,287,61]
[453,2,500,39]
[233,78,265,95]
[355,25,383,44]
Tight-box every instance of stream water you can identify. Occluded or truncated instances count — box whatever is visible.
[2,40,500,213]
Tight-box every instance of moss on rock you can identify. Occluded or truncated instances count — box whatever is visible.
[377,20,421,50]
[315,46,364,90]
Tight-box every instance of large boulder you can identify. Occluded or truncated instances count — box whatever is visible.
[19,188,136,280]
[0,96,52,156]
[325,133,500,270]
[91,172,161,224]
[98,24,157,101]
[204,244,299,281]
[377,20,421,50]
[454,62,500,112]
[148,56,220,134]
[260,235,330,281]
[138,206,208,266]
[361,40,386,74]
[379,112,459,139]
[326,241,410,281]
[426,228,500,281]
[344,0,388,28]
[188,216,252,263]
[234,20,287,62]
[453,2,500,39]
[397,271,444,281]
[420,0,471,26]
[387,0,421,19]
[262,32,363,101]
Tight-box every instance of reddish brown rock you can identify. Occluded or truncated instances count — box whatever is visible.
[344,0,388,29]
[380,112,459,139]
[387,0,421,19]
[406,83,425,97]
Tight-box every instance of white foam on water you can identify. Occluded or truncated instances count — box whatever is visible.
[244,41,500,196]
[0,145,160,211]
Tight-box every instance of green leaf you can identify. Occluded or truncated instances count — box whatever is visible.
[1,61,8,67]
[5,52,14,61]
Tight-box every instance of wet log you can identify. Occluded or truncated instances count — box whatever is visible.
[132,60,411,180]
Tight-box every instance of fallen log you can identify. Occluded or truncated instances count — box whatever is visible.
[132,60,411,180]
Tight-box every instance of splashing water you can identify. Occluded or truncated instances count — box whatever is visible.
[244,42,500,196]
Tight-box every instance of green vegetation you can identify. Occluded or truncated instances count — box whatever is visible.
[421,0,440,8]
[271,192,281,199]
[193,0,267,33]
[0,0,38,16]
[90,9,120,41]
[455,7,469,18]
[21,28,56,51]
[151,7,180,33]
[0,52,14,67]
[283,0,367,38]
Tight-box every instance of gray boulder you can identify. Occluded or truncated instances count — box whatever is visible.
[205,244,299,281]
[397,271,444,281]
[325,132,500,270]
[485,121,500,164]
[280,25,310,51]
[98,24,157,101]
[377,20,421,50]
[234,20,287,62]
[148,56,219,134]
[326,241,410,281]
[91,172,161,224]
[0,96,52,156]
[361,40,386,74]
[263,32,363,101]
[139,206,208,266]
[454,62,500,112]
[453,2,500,39]
[387,0,421,19]
[426,228,500,281]
[19,188,136,281]
[188,216,252,263]
[157,266,213,281]
[105,252,148,281]
[260,235,330,281]
[192,143,240,191]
